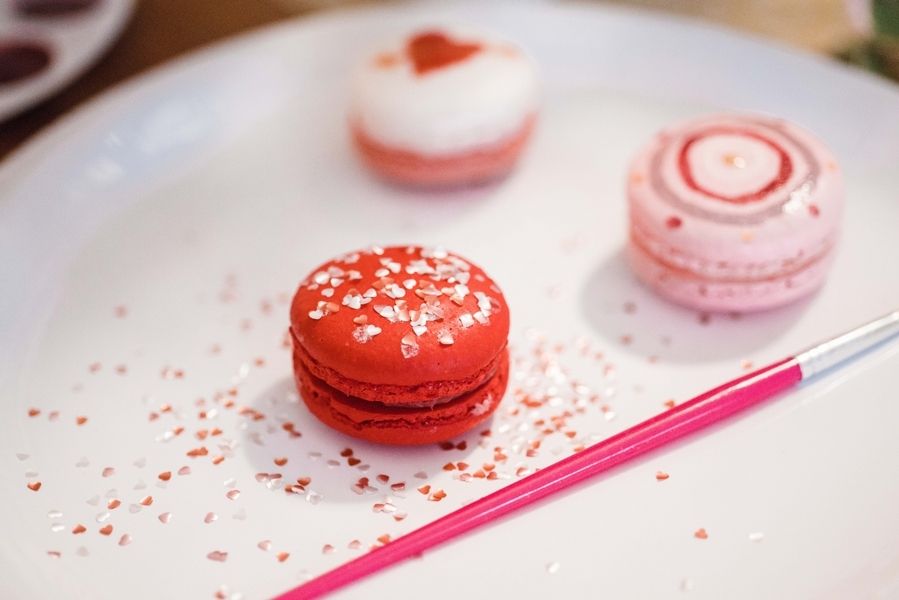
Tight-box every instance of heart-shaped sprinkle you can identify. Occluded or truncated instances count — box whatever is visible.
[406,31,482,76]
[99,525,113,536]
[207,550,228,562]
[27,481,41,492]
[665,216,683,229]
[257,540,272,551]
[118,534,132,546]
[72,524,86,534]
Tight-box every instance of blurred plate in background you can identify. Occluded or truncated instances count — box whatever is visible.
[0,0,134,122]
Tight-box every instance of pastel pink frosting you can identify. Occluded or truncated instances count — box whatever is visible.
[627,113,844,312]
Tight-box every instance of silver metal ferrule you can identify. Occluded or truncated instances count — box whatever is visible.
[796,310,899,379]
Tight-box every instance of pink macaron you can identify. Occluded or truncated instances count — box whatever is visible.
[349,27,539,187]
[627,113,844,312]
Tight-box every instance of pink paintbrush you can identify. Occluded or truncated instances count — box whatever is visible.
[278,310,899,599]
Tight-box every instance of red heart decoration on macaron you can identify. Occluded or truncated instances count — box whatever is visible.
[406,31,482,76]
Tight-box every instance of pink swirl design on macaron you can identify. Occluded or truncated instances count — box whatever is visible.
[649,119,820,225]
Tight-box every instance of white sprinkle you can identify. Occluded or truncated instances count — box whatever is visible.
[416,284,441,298]
[470,395,493,416]
[341,293,363,310]
[748,532,764,542]
[380,258,401,274]
[373,305,397,322]
[474,291,493,314]
[546,562,560,575]
[321,288,334,298]
[405,259,435,275]
[353,325,382,343]
[347,270,362,281]
[438,331,454,345]
[374,268,389,278]
[473,311,489,324]
[313,271,329,285]
[384,283,405,299]
[401,334,419,359]
[363,288,377,298]
[459,313,475,328]
[403,279,416,289]
[308,310,323,320]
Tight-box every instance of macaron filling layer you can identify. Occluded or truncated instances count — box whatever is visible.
[291,326,507,405]
[295,348,509,445]
[295,349,506,415]
[629,220,836,283]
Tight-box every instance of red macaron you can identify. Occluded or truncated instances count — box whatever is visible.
[290,245,510,445]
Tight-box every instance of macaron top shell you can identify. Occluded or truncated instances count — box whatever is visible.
[628,114,844,273]
[290,246,509,389]
[350,27,539,156]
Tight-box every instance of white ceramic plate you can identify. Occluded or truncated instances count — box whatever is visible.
[2,3,899,599]
[0,0,134,122]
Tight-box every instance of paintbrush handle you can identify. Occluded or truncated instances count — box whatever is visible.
[280,309,899,599]
[281,358,801,599]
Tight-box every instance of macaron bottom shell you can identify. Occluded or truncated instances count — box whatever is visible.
[295,349,509,445]
[351,115,535,188]
[628,238,834,313]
